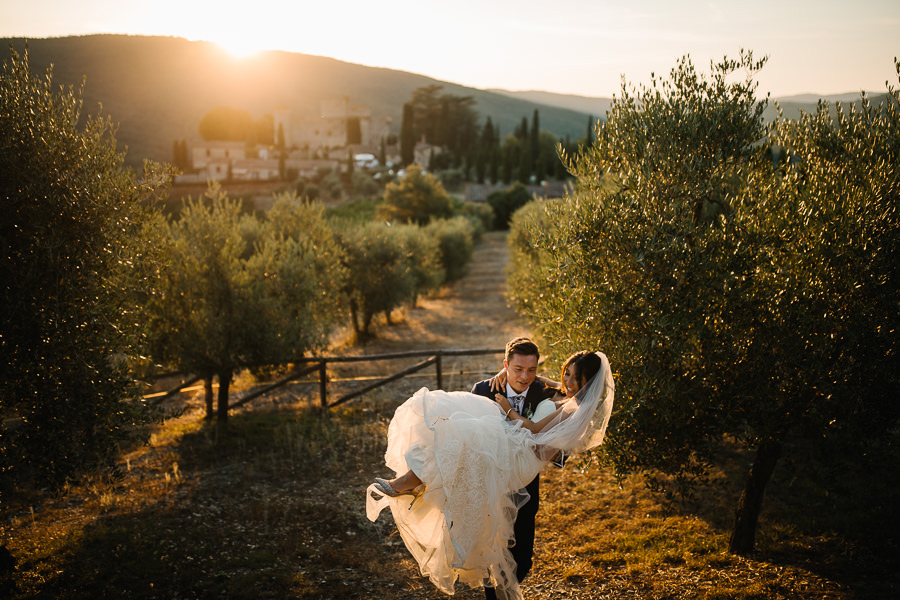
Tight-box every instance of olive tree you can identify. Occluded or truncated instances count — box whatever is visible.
[487,183,533,230]
[146,189,344,422]
[396,224,445,306]
[508,53,900,554]
[379,164,453,225]
[336,222,416,339]
[426,217,476,282]
[0,48,167,488]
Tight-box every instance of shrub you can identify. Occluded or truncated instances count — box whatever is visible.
[487,182,533,229]
[457,200,494,237]
[396,224,445,305]
[145,188,344,421]
[379,164,453,225]
[436,168,465,192]
[336,222,415,339]
[326,197,381,225]
[426,217,476,282]
[351,171,380,197]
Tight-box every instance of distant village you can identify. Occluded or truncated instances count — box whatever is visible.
[174,97,436,185]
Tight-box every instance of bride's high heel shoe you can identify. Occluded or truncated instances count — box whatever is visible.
[374,477,425,509]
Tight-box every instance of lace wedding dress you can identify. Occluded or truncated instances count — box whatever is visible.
[366,352,614,600]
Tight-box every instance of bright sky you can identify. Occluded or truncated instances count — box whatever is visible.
[2,0,898,98]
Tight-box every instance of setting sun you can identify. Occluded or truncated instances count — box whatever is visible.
[215,38,265,59]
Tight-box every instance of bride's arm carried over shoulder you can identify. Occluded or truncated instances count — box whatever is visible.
[488,367,564,397]
[494,393,564,434]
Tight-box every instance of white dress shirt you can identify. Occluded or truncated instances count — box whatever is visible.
[505,383,527,414]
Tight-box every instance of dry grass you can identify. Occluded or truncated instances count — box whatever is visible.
[2,231,896,599]
[4,395,892,599]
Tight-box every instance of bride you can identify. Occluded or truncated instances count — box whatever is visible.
[366,350,614,599]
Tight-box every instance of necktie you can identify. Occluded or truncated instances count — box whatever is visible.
[510,395,524,413]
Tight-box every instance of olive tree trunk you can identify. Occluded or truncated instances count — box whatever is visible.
[216,371,232,423]
[729,439,782,554]
[203,377,214,420]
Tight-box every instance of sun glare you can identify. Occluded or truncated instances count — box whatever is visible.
[216,38,264,59]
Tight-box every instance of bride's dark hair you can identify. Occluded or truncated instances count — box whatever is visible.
[553,350,600,395]
[559,351,590,390]
[573,352,603,388]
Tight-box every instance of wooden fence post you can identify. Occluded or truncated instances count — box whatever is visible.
[435,352,443,390]
[319,360,328,408]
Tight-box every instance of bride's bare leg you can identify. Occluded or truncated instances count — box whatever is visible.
[389,470,423,492]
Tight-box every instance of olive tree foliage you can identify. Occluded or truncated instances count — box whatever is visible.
[379,164,453,225]
[396,224,445,306]
[336,222,419,339]
[145,188,344,421]
[426,216,477,282]
[508,52,900,554]
[335,212,478,339]
[0,48,169,488]
[487,183,534,230]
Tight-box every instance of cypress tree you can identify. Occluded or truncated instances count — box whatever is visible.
[490,146,499,184]
[346,116,362,145]
[502,144,513,184]
[277,124,286,180]
[518,143,531,184]
[516,116,528,140]
[400,102,415,166]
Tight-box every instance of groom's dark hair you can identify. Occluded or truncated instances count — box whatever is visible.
[505,337,539,362]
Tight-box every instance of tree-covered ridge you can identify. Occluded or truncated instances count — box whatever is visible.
[0,35,595,167]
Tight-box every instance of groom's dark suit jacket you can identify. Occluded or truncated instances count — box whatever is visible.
[470,378,555,583]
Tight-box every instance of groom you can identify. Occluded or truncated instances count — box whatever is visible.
[471,336,555,599]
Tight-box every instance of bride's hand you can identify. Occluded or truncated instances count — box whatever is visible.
[537,374,561,389]
[495,393,511,412]
[489,367,508,392]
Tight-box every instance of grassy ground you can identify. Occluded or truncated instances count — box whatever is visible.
[3,393,896,599]
[2,232,897,598]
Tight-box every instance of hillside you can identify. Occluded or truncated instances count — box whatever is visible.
[1,35,595,167]
[488,89,615,119]
[3,36,890,168]
[492,87,891,124]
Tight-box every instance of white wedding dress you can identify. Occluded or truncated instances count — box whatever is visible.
[366,352,614,599]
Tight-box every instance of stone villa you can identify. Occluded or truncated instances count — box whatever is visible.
[274,96,392,153]
[176,97,394,184]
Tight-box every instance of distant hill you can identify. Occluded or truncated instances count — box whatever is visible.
[1,35,596,167]
[776,92,878,104]
[488,89,614,121]
[492,88,890,124]
[3,36,890,168]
